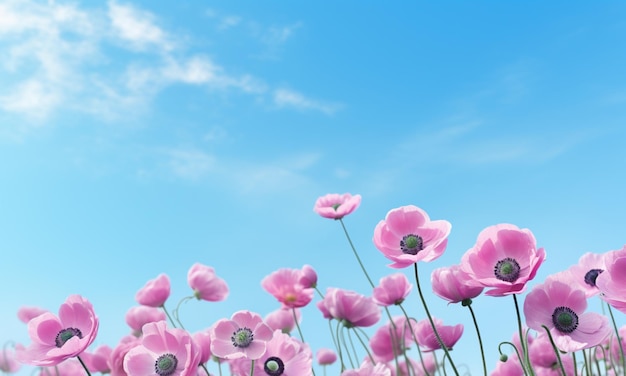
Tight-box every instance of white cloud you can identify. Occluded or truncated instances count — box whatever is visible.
[274,88,340,114]
[0,79,60,118]
[107,1,172,52]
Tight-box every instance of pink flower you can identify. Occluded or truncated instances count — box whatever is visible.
[17,306,47,324]
[431,264,483,304]
[187,263,229,302]
[124,321,201,376]
[80,344,112,373]
[317,287,381,328]
[341,360,391,376]
[316,348,337,365]
[210,310,273,360]
[125,305,166,335]
[596,245,626,314]
[563,252,607,298]
[461,224,546,296]
[192,329,212,365]
[0,347,21,373]
[261,268,314,309]
[528,333,575,375]
[373,205,451,268]
[252,330,313,375]
[370,316,415,362]
[372,273,413,306]
[15,294,99,367]
[524,275,611,352]
[413,317,463,352]
[39,358,84,375]
[391,355,437,376]
[264,308,301,334]
[314,193,361,219]
[108,335,140,376]
[135,273,171,307]
[299,264,318,288]
[491,355,524,376]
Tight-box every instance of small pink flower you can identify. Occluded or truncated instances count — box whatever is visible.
[16,295,99,367]
[125,305,167,335]
[192,329,212,365]
[264,308,301,334]
[80,344,112,373]
[596,245,626,314]
[16,306,47,324]
[373,205,451,268]
[564,252,607,298]
[431,264,483,304]
[108,335,140,376]
[341,360,391,376]
[316,348,337,365]
[124,321,201,376]
[528,332,575,375]
[372,273,413,306]
[252,330,313,375]
[261,268,314,309]
[524,275,611,352]
[210,310,274,360]
[314,193,362,219]
[370,316,415,362]
[317,287,381,328]
[0,347,21,373]
[187,263,229,302]
[461,224,546,296]
[413,317,463,352]
[135,273,171,307]
[299,264,318,288]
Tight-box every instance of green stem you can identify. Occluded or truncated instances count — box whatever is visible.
[512,294,531,376]
[573,351,578,376]
[465,302,487,376]
[399,304,429,376]
[292,308,305,342]
[338,219,375,288]
[201,364,211,376]
[413,264,459,376]
[541,325,566,376]
[249,359,255,376]
[351,327,375,364]
[161,304,177,328]
[76,355,92,376]
[607,303,626,376]
[173,296,194,330]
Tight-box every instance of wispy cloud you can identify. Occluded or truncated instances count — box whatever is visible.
[108,1,173,52]
[273,88,340,114]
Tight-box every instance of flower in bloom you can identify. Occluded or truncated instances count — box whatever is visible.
[370,316,415,362]
[461,224,546,296]
[124,320,201,376]
[317,287,381,328]
[341,360,391,376]
[373,205,451,268]
[413,317,463,352]
[125,305,167,336]
[210,310,273,360]
[372,273,413,306]
[135,273,171,307]
[314,193,361,219]
[316,348,337,366]
[0,347,21,373]
[81,344,112,373]
[524,275,611,352]
[15,294,99,367]
[187,263,229,302]
[192,329,212,365]
[431,264,483,304]
[264,308,301,334]
[490,355,524,376]
[596,245,626,314]
[108,335,141,376]
[299,264,318,289]
[16,306,47,324]
[261,268,314,309]
[563,252,607,298]
[252,330,313,376]
[527,332,575,375]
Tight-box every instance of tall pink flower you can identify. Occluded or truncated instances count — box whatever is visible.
[563,252,607,298]
[317,287,381,328]
[413,317,463,352]
[461,224,545,296]
[265,308,301,334]
[372,273,413,306]
[261,268,314,308]
[370,316,415,362]
[210,310,274,360]
[596,245,626,314]
[373,205,451,268]
[524,276,611,352]
[125,305,166,335]
[187,263,229,302]
[135,273,171,307]
[431,264,483,304]
[124,321,201,376]
[15,294,99,367]
[314,193,361,219]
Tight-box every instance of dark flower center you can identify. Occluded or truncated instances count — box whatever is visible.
[331,203,341,211]
[584,269,603,287]
[55,327,83,348]
[264,356,285,375]
[154,353,178,376]
[231,327,254,348]
[400,234,424,255]
[552,306,579,333]
[494,257,521,282]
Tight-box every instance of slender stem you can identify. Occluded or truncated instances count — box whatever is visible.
[201,364,211,376]
[292,308,305,342]
[466,303,487,376]
[607,303,626,375]
[399,304,429,376]
[413,264,459,376]
[512,294,531,376]
[573,351,578,376]
[160,304,177,328]
[173,296,194,330]
[76,355,92,376]
[498,341,524,366]
[541,325,566,376]
[351,327,375,364]
[338,219,375,287]
[249,359,255,376]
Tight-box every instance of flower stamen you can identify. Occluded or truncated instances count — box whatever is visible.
[264,356,285,375]
[584,269,603,287]
[552,306,579,333]
[494,257,521,282]
[154,353,178,376]
[400,234,424,255]
[55,327,83,348]
[231,327,254,348]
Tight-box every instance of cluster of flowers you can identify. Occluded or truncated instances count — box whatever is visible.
[2,193,626,375]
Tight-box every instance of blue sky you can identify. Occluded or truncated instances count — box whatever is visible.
[1,1,625,374]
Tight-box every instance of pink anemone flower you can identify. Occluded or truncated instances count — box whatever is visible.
[261,268,314,309]
[0,347,21,373]
[373,205,451,268]
[210,310,273,360]
[125,305,166,336]
[372,273,413,306]
[563,252,607,298]
[123,321,201,376]
[108,335,141,376]
[187,263,229,302]
[135,273,171,307]
[524,276,611,352]
[316,348,337,366]
[15,294,99,367]
[264,307,301,334]
[461,223,545,296]
[341,360,392,376]
[317,287,381,328]
[17,306,47,324]
[413,317,463,352]
[596,245,626,314]
[314,193,361,219]
[370,316,415,362]
[431,264,483,304]
[252,330,313,376]
[81,344,112,373]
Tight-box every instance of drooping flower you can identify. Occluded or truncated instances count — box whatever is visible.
[135,273,171,307]
[413,317,463,352]
[264,307,301,334]
[125,305,167,336]
[187,263,229,302]
[123,320,201,376]
[372,273,413,306]
[316,348,337,366]
[314,193,362,219]
[0,347,21,373]
[373,205,451,268]
[596,245,626,314]
[461,223,545,296]
[210,310,273,360]
[524,275,611,352]
[317,287,381,328]
[431,264,483,304]
[261,268,314,309]
[15,294,99,367]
